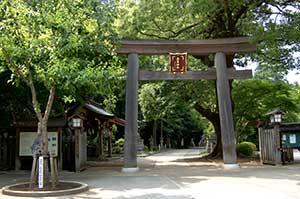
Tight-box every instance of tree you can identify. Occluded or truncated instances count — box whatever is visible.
[116,0,300,157]
[233,79,299,145]
[139,81,204,149]
[0,0,120,187]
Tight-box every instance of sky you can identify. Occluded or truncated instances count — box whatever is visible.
[236,62,300,84]
[285,69,300,84]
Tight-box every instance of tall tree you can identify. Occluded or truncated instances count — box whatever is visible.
[0,0,120,186]
[116,0,300,157]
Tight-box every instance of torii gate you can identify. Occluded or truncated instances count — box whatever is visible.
[117,37,256,171]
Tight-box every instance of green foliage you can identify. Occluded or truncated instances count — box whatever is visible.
[115,138,124,148]
[236,141,257,157]
[117,1,300,150]
[117,0,300,79]
[113,138,124,154]
[143,146,149,152]
[233,79,299,143]
[0,0,121,107]
[112,146,122,154]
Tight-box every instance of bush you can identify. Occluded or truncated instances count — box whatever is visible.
[115,138,124,148]
[236,141,257,157]
[113,146,122,154]
[143,146,149,152]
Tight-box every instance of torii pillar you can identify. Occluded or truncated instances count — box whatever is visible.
[122,53,139,172]
[215,52,238,169]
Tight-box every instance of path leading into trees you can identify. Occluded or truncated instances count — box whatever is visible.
[1,148,300,199]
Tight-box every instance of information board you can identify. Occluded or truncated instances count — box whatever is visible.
[19,132,58,156]
[281,132,300,148]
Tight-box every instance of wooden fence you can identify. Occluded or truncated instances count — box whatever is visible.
[259,128,280,165]
[0,129,15,170]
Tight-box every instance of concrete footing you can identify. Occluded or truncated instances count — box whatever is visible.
[122,167,139,173]
[223,164,240,170]
[2,181,88,197]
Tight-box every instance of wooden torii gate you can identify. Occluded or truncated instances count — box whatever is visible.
[117,37,256,171]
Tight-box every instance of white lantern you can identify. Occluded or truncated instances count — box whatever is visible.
[274,113,282,123]
[72,118,82,128]
[267,109,284,124]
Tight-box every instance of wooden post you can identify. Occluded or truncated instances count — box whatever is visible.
[108,127,112,158]
[29,155,38,188]
[153,120,157,147]
[98,127,104,160]
[160,120,164,150]
[74,128,80,172]
[0,134,2,166]
[215,52,238,168]
[15,128,21,171]
[58,128,63,171]
[123,53,139,172]
[274,125,282,165]
[50,156,56,189]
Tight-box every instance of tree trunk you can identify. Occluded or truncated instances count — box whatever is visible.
[153,120,157,147]
[207,118,222,158]
[195,104,223,159]
[27,80,56,188]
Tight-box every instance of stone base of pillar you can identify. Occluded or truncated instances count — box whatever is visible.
[121,167,139,173]
[223,163,240,170]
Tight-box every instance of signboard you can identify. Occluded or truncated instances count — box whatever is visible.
[169,53,188,74]
[38,156,43,189]
[289,134,296,144]
[281,132,300,148]
[19,132,58,156]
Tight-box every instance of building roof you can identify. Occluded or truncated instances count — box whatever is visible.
[265,108,285,116]
[84,101,114,117]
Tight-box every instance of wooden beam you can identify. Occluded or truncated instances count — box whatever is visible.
[117,37,257,55]
[138,68,252,81]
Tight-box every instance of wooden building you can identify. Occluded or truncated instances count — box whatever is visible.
[259,109,300,165]
[14,100,124,172]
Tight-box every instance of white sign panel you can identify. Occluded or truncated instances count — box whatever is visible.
[282,135,286,141]
[19,132,58,156]
[290,134,296,144]
[38,156,43,189]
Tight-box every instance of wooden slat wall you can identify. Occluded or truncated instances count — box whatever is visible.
[259,128,281,165]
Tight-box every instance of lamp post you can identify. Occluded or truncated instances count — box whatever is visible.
[71,117,82,172]
[72,118,82,128]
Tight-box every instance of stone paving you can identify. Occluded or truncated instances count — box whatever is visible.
[1,149,300,199]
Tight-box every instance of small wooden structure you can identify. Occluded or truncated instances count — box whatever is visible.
[66,100,125,172]
[259,123,300,165]
[14,101,124,172]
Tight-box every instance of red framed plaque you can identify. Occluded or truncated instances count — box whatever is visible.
[169,53,188,74]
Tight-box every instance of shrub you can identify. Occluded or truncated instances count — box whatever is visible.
[236,141,257,157]
[113,146,122,154]
[144,146,149,152]
[115,138,124,148]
